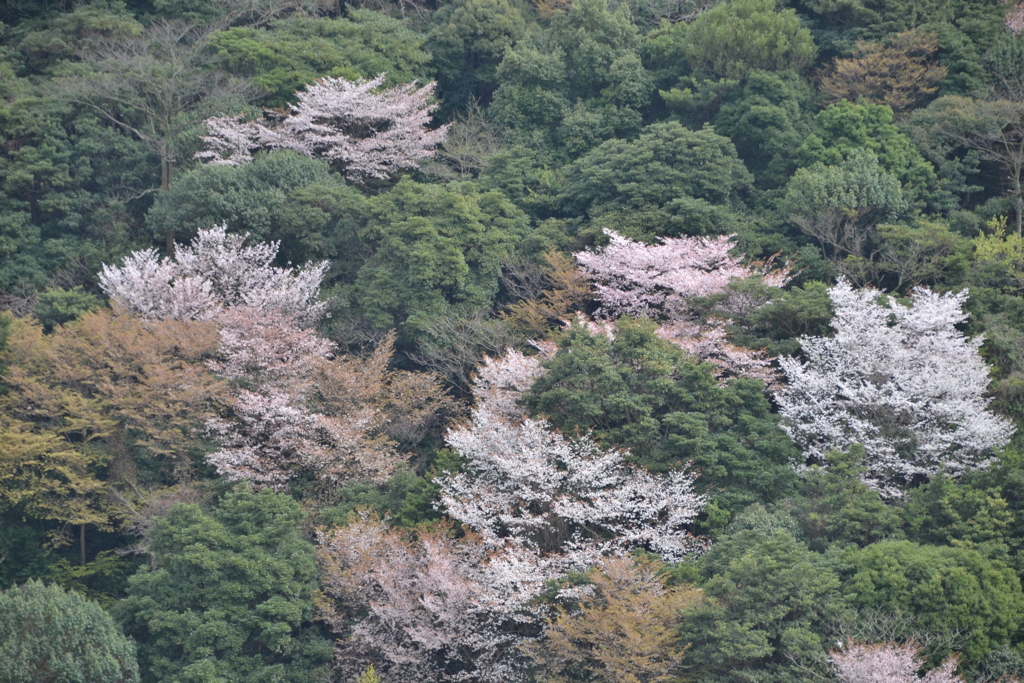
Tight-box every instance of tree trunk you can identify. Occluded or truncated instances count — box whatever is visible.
[80,523,87,567]
[161,157,174,251]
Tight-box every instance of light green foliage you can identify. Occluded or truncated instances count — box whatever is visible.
[356,664,383,683]
[559,121,753,238]
[681,0,817,80]
[837,540,1024,664]
[351,179,528,338]
[0,579,140,683]
[525,319,799,520]
[427,0,526,111]
[798,101,949,211]
[34,286,103,333]
[115,487,332,683]
[146,150,369,280]
[490,0,652,155]
[210,11,431,107]
[679,505,845,682]
[783,149,907,261]
[790,446,905,552]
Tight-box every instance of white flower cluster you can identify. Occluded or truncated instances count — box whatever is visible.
[775,278,1014,496]
[197,74,449,181]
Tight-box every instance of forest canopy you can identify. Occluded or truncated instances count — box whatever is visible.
[3,0,1024,681]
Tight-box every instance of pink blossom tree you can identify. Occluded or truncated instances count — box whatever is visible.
[316,517,534,683]
[197,74,449,181]
[831,641,964,683]
[572,230,787,383]
[573,229,789,320]
[774,278,1015,497]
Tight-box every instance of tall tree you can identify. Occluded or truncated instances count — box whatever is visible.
[49,20,254,249]
[775,278,1015,497]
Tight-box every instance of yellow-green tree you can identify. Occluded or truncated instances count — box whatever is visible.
[525,555,700,683]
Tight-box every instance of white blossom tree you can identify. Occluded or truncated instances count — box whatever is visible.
[831,641,964,683]
[774,278,1015,497]
[99,225,329,325]
[441,407,707,567]
[315,348,706,682]
[197,74,449,181]
[572,230,788,383]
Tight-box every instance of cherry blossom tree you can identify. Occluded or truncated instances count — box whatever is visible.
[316,517,534,683]
[99,225,329,325]
[572,230,788,383]
[573,229,789,320]
[774,278,1015,497]
[831,641,964,683]
[197,74,449,181]
[441,407,706,567]
[206,315,449,490]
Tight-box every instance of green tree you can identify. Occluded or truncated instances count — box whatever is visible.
[210,11,432,108]
[679,506,846,682]
[524,319,799,521]
[0,579,140,683]
[789,446,905,553]
[115,487,332,683]
[797,100,949,212]
[782,149,907,262]
[712,70,817,187]
[681,0,817,80]
[837,540,1024,664]
[34,287,103,333]
[490,0,652,156]
[145,150,369,281]
[351,179,528,339]
[559,121,754,239]
[426,0,526,112]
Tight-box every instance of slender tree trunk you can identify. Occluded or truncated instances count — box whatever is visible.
[80,523,86,567]
[161,156,174,251]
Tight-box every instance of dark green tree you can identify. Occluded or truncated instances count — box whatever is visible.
[115,487,332,683]
[145,150,369,280]
[789,446,905,552]
[680,0,817,80]
[558,121,754,239]
[797,100,950,212]
[0,579,140,683]
[678,506,846,683]
[210,11,432,108]
[350,178,529,339]
[525,319,799,522]
[489,0,652,156]
[426,0,526,112]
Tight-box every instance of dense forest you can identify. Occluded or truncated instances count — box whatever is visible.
[3,0,1024,681]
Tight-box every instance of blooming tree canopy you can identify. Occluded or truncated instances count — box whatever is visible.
[99,225,329,325]
[774,278,1015,496]
[573,229,789,320]
[197,74,449,181]
[831,641,964,683]
[440,348,707,568]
